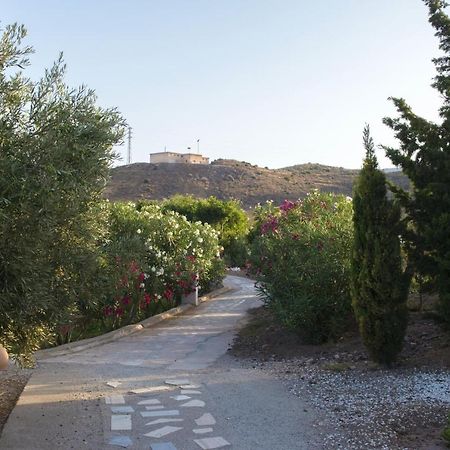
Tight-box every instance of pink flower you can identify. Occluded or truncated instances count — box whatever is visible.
[122,295,131,305]
[144,293,152,305]
[115,307,124,317]
[279,199,296,213]
[163,288,174,300]
[261,216,279,235]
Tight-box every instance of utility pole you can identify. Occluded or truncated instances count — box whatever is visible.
[197,138,200,154]
[127,126,132,165]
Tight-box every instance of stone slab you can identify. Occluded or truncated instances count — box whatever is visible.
[111,415,132,431]
[144,425,183,438]
[140,410,180,417]
[194,437,231,449]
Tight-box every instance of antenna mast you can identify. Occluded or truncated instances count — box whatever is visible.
[127,126,132,165]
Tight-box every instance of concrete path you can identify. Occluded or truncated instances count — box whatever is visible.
[0,276,319,450]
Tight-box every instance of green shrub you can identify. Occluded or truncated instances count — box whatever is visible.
[351,127,411,366]
[96,202,225,329]
[249,192,354,343]
[161,195,249,266]
[443,412,450,447]
[0,24,125,364]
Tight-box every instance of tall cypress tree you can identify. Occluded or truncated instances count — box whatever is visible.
[351,126,412,365]
[383,0,450,323]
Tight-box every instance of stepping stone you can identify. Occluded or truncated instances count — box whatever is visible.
[145,405,165,410]
[130,386,171,394]
[171,395,191,401]
[195,413,216,426]
[193,428,213,434]
[194,437,231,449]
[106,395,126,405]
[165,379,190,386]
[181,390,202,395]
[181,399,205,408]
[180,384,201,389]
[144,425,183,438]
[140,410,180,417]
[106,381,122,388]
[108,435,133,448]
[145,418,184,426]
[111,406,135,413]
[111,415,132,431]
[151,443,178,450]
[138,398,161,405]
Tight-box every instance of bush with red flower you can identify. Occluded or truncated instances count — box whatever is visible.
[98,202,225,330]
[249,191,354,343]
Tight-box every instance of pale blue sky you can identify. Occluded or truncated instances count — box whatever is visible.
[2,0,444,168]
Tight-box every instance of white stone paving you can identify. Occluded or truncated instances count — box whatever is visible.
[150,443,178,450]
[194,437,231,449]
[180,390,202,395]
[181,399,205,408]
[130,386,172,394]
[144,425,183,438]
[180,384,201,389]
[106,381,122,388]
[111,415,132,431]
[138,398,161,405]
[165,379,190,386]
[111,406,135,413]
[193,428,214,434]
[108,435,133,447]
[105,395,126,405]
[140,410,180,417]
[170,395,191,401]
[195,413,216,426]
[145,418,184,426]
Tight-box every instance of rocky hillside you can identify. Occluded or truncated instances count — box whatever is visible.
[104,159,409,209]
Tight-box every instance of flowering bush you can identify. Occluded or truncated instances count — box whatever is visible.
[249,192,354,343]
[160,195,250,266]
[98,202,224,329]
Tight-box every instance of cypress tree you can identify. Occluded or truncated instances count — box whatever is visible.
[383,0,450,323]
[351,126,412,366]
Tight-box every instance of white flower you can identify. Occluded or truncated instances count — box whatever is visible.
[197,237,203,243]
[139,282,145,288]
[137,229,142,234]
[151,266,156,272]
[346,196,352,202]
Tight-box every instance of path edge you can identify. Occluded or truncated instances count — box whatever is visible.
[36,285,233,359]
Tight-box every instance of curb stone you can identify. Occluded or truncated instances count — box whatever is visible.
[36,285,234,360]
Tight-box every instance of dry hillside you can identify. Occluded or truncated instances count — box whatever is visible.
[104,159,409,209]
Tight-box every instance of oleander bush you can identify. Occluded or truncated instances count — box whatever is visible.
[249,192,354,343]
[161,195,250,266]
[55,201,225,341]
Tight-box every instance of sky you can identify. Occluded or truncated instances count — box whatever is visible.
[1,0,445,169]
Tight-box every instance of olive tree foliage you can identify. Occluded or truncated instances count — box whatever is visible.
[0,24,126,363]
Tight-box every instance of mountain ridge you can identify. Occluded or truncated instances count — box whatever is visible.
[104,159,409,208]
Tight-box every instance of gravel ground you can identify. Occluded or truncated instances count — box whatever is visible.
[240,357,449,449]
[230,303,450,449]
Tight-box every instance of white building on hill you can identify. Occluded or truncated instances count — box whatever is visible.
[150,151,209,165]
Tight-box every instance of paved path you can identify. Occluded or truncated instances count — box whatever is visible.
[0,276,319,450]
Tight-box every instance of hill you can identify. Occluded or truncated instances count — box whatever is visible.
[104,159,410,209]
